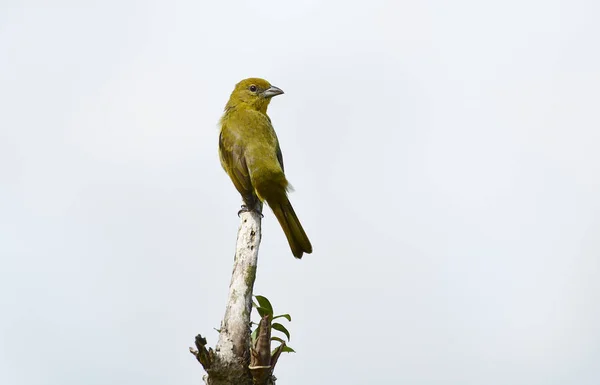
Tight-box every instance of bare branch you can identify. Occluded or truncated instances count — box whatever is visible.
[190,334,213,369]
[191,204,263,385]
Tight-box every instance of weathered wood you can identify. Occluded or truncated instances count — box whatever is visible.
[191,205,268,385]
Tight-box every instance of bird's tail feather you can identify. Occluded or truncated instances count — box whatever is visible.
[269,196,312,259]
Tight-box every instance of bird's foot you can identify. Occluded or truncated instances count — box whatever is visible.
[238,205,264,218]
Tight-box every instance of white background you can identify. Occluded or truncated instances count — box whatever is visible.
[1,1,599,384]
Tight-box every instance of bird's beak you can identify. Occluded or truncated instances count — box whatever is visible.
[262,86,284,98]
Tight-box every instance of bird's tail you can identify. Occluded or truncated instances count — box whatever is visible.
[268,196,312,259]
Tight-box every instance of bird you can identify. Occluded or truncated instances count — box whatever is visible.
[218,78,312,259]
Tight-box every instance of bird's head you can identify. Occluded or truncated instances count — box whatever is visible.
[225,78,284,113]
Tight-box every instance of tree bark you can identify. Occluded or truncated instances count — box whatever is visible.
[191,204,269,385]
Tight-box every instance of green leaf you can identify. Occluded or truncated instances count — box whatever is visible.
[282,345,296,353]
[255,306,270,318]
[272,323,291,341]
[273,314,292,322]
[251,326,259,344]
[270,336,286,344]
[254,295,274,316]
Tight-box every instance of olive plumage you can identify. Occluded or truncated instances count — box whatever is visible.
[218,78,312,259]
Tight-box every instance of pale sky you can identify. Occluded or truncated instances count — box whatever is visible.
[1,1,599,384]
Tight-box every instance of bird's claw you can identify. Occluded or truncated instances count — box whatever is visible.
[238,205,263,218]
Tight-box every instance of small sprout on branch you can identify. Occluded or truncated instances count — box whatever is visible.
[252,294,296,354]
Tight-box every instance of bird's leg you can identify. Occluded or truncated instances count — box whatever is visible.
[238,196,263,217]
[237,205,259,216]
[238,205,263,217]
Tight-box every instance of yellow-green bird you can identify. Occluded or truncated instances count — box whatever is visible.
[218,78,312,259]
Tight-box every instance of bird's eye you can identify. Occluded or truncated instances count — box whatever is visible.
[249,85,257,92]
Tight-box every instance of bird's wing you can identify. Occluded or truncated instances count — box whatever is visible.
[219,128,253,199]
[276,145,285,173]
